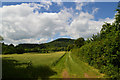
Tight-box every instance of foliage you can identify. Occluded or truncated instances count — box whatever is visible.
[74,37,85,48]
[0,35,3,41]
[2,38,74,54]
[2,43,16,54]
[2,43,25,54]
[15,46,25,54]
[67,44,74,51]
[71,4,120,79]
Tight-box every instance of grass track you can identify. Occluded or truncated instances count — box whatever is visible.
[51,52,104,78]
[2,51,104,79]
[67,52,104,78]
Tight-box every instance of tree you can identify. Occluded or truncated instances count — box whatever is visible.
[75,37,85,48]
[101,23,111,32]
[0,35,3,41]
[15,46,25,54]
[115,3,120,25]
[67,44,74,51]
[71,2,120,79]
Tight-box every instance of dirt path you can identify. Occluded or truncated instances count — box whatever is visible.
[84,73,100,78]
[62,69,70,78]
[84,73,89,78]
[57,52,103,78]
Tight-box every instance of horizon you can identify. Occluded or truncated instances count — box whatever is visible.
[2,37,75,46]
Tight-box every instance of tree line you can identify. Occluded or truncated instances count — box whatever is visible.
[1,38,75,54]
[70,3,120,79]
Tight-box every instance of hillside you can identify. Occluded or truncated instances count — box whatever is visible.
[18,38,74,48]
[45,38,75,48]
[2,38,75,54]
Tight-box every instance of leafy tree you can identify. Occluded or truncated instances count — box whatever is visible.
[67,44,74,51]
[0,35,3,41]
[2,43,15,54]
[15,46,25,54]
[115,3,120,25]
[74,37,85,48]
[71,2,120,79]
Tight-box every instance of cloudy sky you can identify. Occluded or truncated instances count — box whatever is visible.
[0,1,119,45]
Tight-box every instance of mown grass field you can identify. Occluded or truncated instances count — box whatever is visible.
[2,51,105,79]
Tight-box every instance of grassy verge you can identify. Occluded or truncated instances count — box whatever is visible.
[70,52,105,78]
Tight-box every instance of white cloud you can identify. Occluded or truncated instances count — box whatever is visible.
[0,2,115,45]
[52,0,63,6]
[3,37,48,45]
[40,1,52,10]
[92,8,99,14]
[76,3,83,11]
[61,12,114,39]
[76,2,88,11]
[1,3,71,44]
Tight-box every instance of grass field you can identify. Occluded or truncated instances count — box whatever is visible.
[2,51,105,79]
[2,51,65,66]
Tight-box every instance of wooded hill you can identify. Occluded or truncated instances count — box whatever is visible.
[2,38,75,54]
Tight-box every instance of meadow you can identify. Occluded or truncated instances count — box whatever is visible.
[2,51,105,79]
[2,51,65,66]
[2,52,65,80]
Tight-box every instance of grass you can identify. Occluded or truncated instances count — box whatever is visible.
[2,51,105,79]
[2,51,65,80]
[2,58,57,80]
[2,51,65,66]
[50,53,67,78]
[51,52,104,78]
[69,52,105,78]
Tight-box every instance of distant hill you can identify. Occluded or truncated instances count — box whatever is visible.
[44,38,75,48]
[15,38,75,53]
[18,38,75,49]
[2,38,75,54]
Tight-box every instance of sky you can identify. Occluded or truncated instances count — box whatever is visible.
[0,1,119,45]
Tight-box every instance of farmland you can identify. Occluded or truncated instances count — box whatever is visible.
[2,51,104,79]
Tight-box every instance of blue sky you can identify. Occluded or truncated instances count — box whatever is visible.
[2,2,118,19]
[0,2,119,44]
